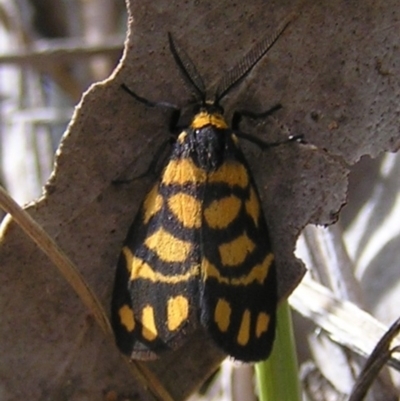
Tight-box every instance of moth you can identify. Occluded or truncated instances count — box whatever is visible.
[111,16,301,362]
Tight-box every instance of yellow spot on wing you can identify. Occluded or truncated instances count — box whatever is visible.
[118,304,135,332]
[204,195,242,229]
[237,310,251,346]
[145,228,192,262]
[142,305,157,341]
[167,295,189,331]
[162,158,207,185]
[202,253,274,285]
[245,187,260,226]
[123,247,199,283]
[143,184,163,224]
[168,193,202,228]
[256,312,270,338]
[190,111,228,129]
[208,162,248,188]
[214,299,231,332]
[219,232,255,266]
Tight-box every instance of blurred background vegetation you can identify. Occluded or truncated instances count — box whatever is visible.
[0,0,125,207]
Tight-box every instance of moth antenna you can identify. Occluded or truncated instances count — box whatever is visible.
[215,12,297,103]
[168,32,207,104]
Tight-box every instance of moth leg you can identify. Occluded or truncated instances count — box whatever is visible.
[121,84,184,134]
[121,83,179,113]
[113,137,174,183]
[115,85,185,183]
[231,104,282,131]
[232,106,306,149]
[235,131,305,150]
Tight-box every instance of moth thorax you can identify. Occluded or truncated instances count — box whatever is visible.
[191,125,226,171]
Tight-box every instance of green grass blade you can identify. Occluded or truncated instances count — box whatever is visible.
[255,301,301,401]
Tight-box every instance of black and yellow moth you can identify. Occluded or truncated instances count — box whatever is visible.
[111,17,301,362]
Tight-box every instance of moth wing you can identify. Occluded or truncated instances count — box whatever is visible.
[111,154,204,360]
[200,156,277,362]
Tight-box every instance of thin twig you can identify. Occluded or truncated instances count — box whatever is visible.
[0,35,124,65]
